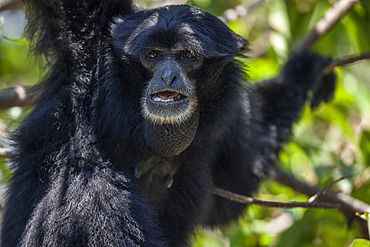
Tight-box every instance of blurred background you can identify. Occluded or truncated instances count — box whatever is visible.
[1,0,370,246]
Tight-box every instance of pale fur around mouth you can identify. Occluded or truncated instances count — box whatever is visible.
[141,92,197,125]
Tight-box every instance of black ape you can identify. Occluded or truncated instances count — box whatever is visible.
[1,0,336,246]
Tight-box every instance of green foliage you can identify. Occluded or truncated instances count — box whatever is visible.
[1,0,370,246]
[351,239,370,247]
[0,38,41,87]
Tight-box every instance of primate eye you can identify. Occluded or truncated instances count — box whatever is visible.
[147,50,159,59]
[184,50,195,59]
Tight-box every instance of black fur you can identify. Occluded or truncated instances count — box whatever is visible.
[1,1,336,246]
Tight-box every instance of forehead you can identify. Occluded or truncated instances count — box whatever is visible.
[111,5,246,59]
[112,6,208,55]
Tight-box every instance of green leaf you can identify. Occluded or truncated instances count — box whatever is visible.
[350,239,370,247]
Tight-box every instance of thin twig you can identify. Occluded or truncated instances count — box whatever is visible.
[295,0,358,53]
[308,174,353,203]
[213,187,340,209]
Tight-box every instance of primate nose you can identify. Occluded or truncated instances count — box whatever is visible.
[161,70,177,85]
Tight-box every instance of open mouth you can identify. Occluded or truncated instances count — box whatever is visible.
[150,91,187,103]
[143,88,197,125]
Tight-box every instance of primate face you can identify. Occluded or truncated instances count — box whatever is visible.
[140,48,202,125]
[112,8,206,126]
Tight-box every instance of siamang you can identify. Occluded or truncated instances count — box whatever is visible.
[1,0,336,246]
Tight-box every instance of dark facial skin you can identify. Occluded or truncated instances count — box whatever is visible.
[140,49,202,157]
[140,49,202,126]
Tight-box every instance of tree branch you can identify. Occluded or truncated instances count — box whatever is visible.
[258,52,370,85]
[272,167,370,238]
[0,0,23,12]
[294,0,358,53]
[0,86,40,110]
[213,174,358,210]
[323,52,370,74]
[213,187,340,209]
[214,167,370,238]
